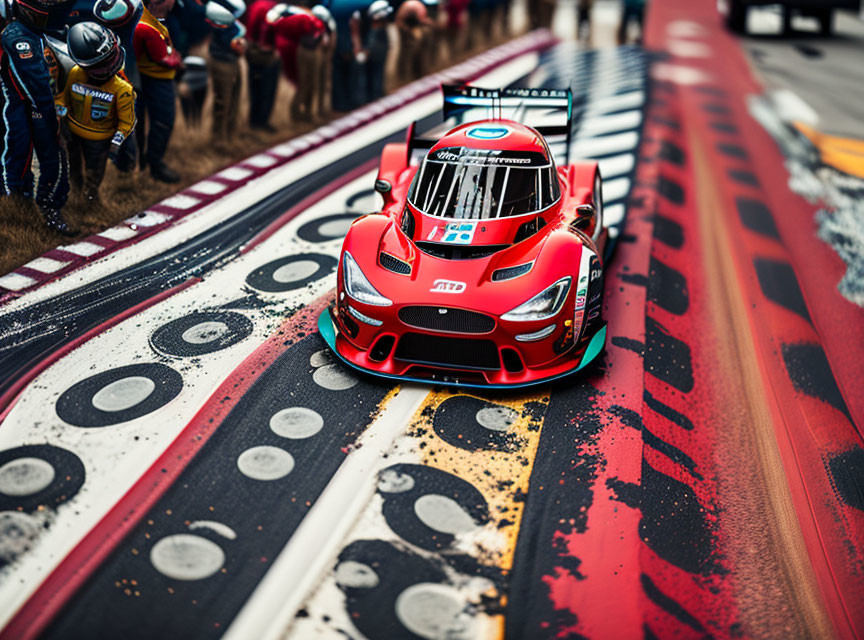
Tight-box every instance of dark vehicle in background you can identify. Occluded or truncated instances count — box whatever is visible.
[724,0,862,35]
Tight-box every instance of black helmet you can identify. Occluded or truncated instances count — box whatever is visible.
[67,21,123,81]
[13,0,68,30]
[93,0,142,28]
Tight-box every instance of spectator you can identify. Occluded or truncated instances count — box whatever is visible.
[178,54,207,126]
[59,22,136,201]
[577,0,592,42]
[0,0,72,234]
[134,0,183,182]
[205,0,246,142]
[329,0,368,111]
[267,3,325,122]
[245,0,280,131]
[443,0,468,57]
[394,0,429,82]
[311,3,335,116]
[618,0,645,44]
[355,0,390,102]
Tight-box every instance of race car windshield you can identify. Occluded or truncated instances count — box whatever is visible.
[408,147,560,219]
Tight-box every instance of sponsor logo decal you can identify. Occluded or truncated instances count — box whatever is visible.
[466,126,510,140]
[430,279,466,294]
[71,83,115,102]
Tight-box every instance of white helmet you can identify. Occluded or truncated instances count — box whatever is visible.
[366,0,391,20]
[205,0,235,26]
[311,4,335,32]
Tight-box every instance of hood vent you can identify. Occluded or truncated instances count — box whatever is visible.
[415,242,508,260]
[492,262,533,281]
[380,253,412,275]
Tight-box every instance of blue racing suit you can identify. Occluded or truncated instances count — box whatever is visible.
[0,20,68,210]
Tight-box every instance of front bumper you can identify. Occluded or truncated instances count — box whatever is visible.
[318,306,606,389]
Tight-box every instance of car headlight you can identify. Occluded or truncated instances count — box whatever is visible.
[501,277,571,322]
[342,252,392,306]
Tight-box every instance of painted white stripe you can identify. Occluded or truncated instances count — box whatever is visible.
[189,180,229,195]
[99,226,138,242]
[217,167,254,181]
[578,110,643,137]
[598,154,636,179]
[125,211,171,228]
[23,257,68,273]
[604,203,626,227]
[0,273,37,291]
[603,177,631,203]
[160,195,200,210]
[223,387,430,640]
[59,242,104,257]
[572,132,640,158]
[584,91,645,116]
[244,154,279,169]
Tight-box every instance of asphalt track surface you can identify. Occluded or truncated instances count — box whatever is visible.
[0,5,863,640]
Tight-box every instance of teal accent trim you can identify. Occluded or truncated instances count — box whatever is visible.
[576,324,606,371]
[316,311,607,390]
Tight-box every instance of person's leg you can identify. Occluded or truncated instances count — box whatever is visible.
[294,45,316,121]
[229,60,241,137]
[134,92,147,170]
[264,58,281,124]
[209,59,229,139]
[67,133,84,192]
[143,76,178,180]
[81,138,110,200]
[247,60,264,127]
[331,54,348,112]
[0,93,34,197]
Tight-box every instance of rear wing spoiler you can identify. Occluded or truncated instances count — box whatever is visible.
[408,85,574,164]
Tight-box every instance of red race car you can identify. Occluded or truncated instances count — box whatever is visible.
[319,85,608,387]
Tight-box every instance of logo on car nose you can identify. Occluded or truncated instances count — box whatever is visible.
[430,279,466,294]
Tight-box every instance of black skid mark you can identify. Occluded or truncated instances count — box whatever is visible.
[827,447,864,511]
[753,258,811,322]
[296,213,361,243]
[641,573,713,636]
[611,406,702,481]
[335,539,451,640]
[218,291,276,310]
[620,273,648,287]
[611,336,644,356]
[606,477,640,509]
[377,463,490,551]
[658,141,685,166]
[648,257,689,315]
[431,395,529,452]
[717,143,748,160]
[0,444,85,513]
[245,253,337,293]
[149,311,254,357]
[728,169,759,188]
[735,198,779,239]
[505,382,605,639]
[56,363,184,428]
[645,317,694,393]
[640,460,717,575]
[782,343,852,421]
[643,390,694,431]
[653,214,684,248]
[657,176,685,206]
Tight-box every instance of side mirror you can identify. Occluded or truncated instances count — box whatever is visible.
[374,179,392,194]
[575,203,594,217]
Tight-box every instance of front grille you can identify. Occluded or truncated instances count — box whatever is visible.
[395,333,500,370]
[399,306,495,334]
[380,253,411,275]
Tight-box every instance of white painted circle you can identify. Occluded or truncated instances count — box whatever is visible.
[0,511,41,562]
[475,406,519,432]
[237,446,294,481]
[312,364,358,391]
[378,469,415,494]
[272,260,320,283]
[309,349,333,368]
[91,376,156,412]
[270,407,324,439]
[150,534,225,581]
[395,583,473,640]
[414,494,478,535]
[334,560,379,589]
[181,321,229,345]
[0,458,55,497]
[318,218,354,238]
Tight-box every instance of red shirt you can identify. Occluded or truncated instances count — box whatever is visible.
[246,0,277,48]
[272,10,325,82]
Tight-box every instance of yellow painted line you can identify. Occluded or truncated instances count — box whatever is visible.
[407,388,550,638]
[794,122,864,179]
